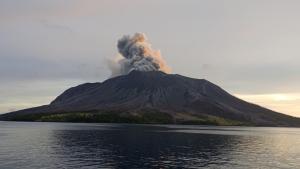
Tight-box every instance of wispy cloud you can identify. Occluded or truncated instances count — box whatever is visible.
[235,93,300,117]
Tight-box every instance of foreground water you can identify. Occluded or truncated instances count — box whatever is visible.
[0,122,300,169]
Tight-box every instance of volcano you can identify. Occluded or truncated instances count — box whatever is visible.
[1,71,300,126]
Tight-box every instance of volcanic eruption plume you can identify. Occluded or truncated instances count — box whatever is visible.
[108,33,171,77]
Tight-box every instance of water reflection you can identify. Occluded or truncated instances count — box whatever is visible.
[0,122,300,169]
[49,125,260,168]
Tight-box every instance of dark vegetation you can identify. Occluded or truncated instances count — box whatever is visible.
[7,111,243,126]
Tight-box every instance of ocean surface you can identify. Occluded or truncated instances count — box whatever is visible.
[0,122,299,169]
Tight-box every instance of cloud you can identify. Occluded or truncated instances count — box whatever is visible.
[235,93,300,117]
[108,33,171,77]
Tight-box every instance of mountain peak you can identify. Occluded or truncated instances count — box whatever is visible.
[1,72,300,126]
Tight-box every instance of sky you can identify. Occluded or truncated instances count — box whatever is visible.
[1,0,300,117]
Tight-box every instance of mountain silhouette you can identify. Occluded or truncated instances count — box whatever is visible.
[1,71,300,126]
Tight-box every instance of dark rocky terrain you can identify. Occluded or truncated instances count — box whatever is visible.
[1,71,300,126]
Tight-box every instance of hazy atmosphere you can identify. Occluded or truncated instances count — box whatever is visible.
[1,0,300,117]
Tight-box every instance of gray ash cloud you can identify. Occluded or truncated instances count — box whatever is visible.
[108,33,171,77]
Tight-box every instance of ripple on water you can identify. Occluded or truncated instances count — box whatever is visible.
[0,122,300,169]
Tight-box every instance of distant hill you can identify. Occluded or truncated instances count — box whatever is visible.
[1,71,300,126]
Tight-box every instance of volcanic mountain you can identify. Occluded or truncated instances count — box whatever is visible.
[1,71,300,126]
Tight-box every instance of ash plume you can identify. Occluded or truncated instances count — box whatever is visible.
[108,33,171,77]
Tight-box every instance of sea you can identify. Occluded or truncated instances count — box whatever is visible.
[0,121,299,169]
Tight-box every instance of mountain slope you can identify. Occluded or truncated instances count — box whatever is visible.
[1,71,300,126]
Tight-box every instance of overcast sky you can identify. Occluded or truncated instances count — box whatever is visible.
[1,0,300,117]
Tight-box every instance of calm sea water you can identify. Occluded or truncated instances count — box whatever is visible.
[0,122,300,169]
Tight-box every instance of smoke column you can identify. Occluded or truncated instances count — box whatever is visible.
[108,33,171,77]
